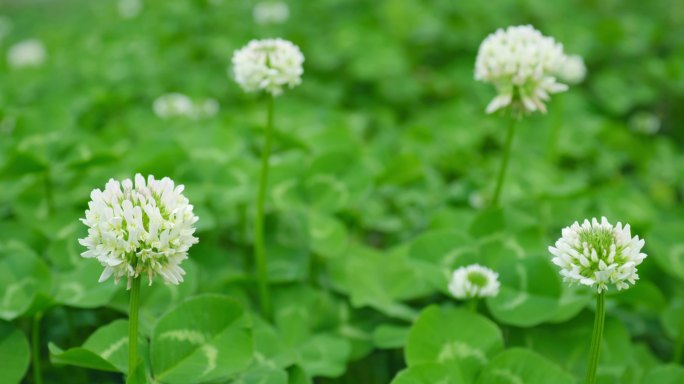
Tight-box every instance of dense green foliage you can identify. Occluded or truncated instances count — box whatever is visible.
[1,0,684,383]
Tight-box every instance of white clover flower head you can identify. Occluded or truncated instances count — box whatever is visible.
[231,38,304,96]
[153,93,195,119]
[549,217,646,293]
[629,111,661,135]
[7,39,47,69]
[449,264,500,300]
[557,54,586,85]
[79,174,199,288]
[253,1,289,25]
[475,25,568,114]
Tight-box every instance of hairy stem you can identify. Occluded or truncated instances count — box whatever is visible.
[492,114,519,206]
[586,291,606,384]
[254,95,274,319]
[32,312,43,384]
[128,276,141,379]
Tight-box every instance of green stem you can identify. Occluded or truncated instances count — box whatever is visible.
[586,291,606,384]
[546,94,564,161]
[254,95,274,319]
[128,276,141,379]
[32,312,43,384]
[467,299,479,313]
[492,114,519,207]
[674,314,684,363]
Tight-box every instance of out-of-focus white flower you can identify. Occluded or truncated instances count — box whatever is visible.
[153,93,195,119]
[197,98,220,118]
[557,54,586,84]
[549,217,646,293]
[468,191,487,210]
[231,38,304,96]
[152,93,220,119]
[629,112,661,135]
[253,1,289,25]
[449,264,500,299]
[118,0,142,19]
[7,39,47,69]
[475,25,568,114]
[79,174,199,288]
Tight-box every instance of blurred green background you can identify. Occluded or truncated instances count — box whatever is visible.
[2,0,684,383]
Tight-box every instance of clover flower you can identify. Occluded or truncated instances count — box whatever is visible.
[152,93,219,119]
[549,217,646,292]
[79,174,199,288]
[449,264,500,299]
[7,39,46,69]
[475,25,568,114]
[253,1,289,25]
[231,38,304,96]
[557,54,586,85]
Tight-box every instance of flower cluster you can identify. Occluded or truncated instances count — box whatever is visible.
[79,174,199,288]
[231,38,304,96]
[152,93,219,119]
[475,25,568,114]
[448,264,500,299]
[549,217,646,292]
[7,39,47,69]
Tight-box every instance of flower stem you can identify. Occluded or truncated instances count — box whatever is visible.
[254,95,274,319]
[492,114,519,207]
[32,312,43,384]
[128,276,141,379]
[467,299,479,313]
[586,291,606,384]
[674,314,684,363]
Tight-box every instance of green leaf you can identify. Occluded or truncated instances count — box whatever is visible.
[55,262,120,308]
[405,306,503,380]
[390,362,465,384]
[477,348,574,384]
[49,319,139,373]
[372,324,409,349]
[469,207,505,238]
[486,255,562,327]
[233,364,288,384]
[307,211,348,258]
[642,364,684,383]
[0,242,53,320]
[0,321,30,384]
[150,294,253,383]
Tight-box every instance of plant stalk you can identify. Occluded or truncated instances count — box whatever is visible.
[32,312,44,384]
[586,291,606,384]
[254,95,274,319]
[492,114,519,206]
[674,313,684,363]
[128,276,141,379]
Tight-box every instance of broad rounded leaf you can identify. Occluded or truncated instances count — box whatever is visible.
[55,262,119,308]
[49,319,140,373]
[477,348,574,384]
[151,295,253,383]
[391,362,464,384]
[405,306,503,380]
[0,243,53,320]
[0,321,30,384]
[486,255,562,327]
